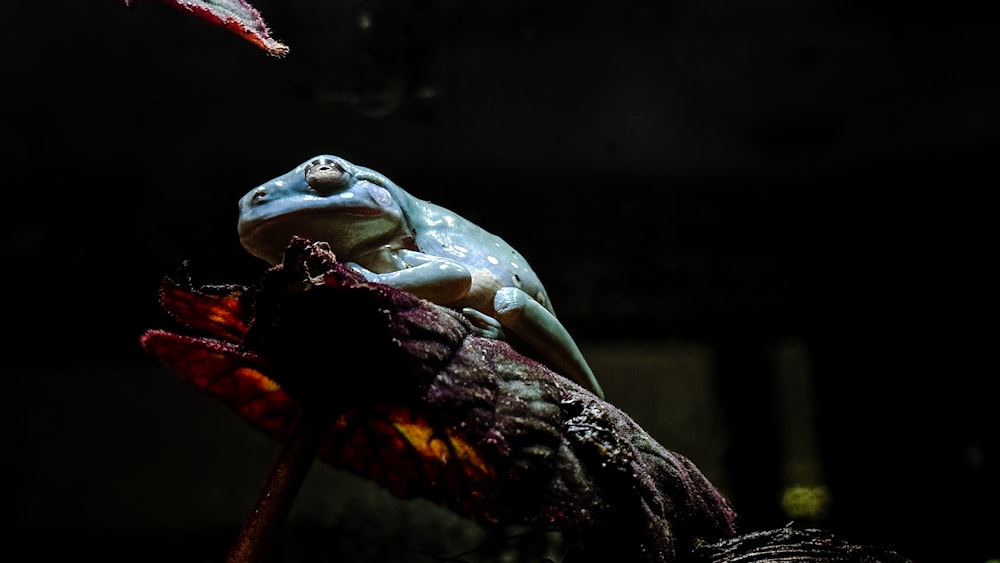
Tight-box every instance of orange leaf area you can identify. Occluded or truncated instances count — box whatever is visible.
[323,405,497,520]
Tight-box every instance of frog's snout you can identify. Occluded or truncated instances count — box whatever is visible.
[306,157,349,195]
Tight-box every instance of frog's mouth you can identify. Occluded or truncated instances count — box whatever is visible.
[239,208,399,265]
[241,199,382,226]
[240,206,377,240]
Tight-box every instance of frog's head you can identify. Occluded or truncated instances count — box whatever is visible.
[238,155,410,264]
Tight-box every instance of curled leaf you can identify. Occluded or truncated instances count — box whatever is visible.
[141,238,739,562]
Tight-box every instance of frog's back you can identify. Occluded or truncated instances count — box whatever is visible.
[401,197,554,317]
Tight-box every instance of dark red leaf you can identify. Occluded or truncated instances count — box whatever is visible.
[158,272,252,342]
[140,329,298,441]
[125,0,289,57]
[142,237,739,562]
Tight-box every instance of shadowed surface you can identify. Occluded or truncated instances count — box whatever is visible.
[141,238,738,562]
[4,1,996,561]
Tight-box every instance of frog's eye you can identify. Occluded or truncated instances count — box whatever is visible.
[305,158,348,194]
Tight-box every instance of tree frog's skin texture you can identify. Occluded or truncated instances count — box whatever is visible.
[238,155,604,399]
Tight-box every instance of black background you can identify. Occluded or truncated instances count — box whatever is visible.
[4,1,997,561]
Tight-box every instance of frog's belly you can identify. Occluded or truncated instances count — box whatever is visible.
[446,265,505,316]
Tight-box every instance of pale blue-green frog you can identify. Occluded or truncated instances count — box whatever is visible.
[237,155,605,399]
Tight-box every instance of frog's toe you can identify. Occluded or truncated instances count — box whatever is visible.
[462,308,506,340]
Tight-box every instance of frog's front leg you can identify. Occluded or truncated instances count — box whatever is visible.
[484,287,605,400]
[349,249,473,304]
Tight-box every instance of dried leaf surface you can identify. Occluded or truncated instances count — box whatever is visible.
[125,0,288,56]
[141,237,739,562]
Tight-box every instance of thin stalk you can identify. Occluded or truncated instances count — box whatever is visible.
[225,412,332,563]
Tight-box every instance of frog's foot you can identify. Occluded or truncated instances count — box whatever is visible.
[462,308,507,340]
[346,261,379,281]
[493,287,605,400]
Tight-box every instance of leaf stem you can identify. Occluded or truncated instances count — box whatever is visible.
[225,411,332,563]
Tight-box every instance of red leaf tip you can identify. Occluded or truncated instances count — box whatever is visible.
[132,0,290,57]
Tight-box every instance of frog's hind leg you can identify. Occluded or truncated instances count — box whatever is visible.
[490,287,605,400]
[461,308,506,341]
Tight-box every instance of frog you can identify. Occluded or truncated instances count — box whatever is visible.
[237,155,604,399]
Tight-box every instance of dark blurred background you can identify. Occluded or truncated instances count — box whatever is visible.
[4,1,996,561]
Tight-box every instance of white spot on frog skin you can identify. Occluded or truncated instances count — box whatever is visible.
[510,261,520,269]
[487,255,499,265]
[275,180,285,187]
[339,192,355,199]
